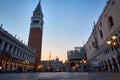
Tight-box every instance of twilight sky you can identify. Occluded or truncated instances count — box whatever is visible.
[0,0,108,62]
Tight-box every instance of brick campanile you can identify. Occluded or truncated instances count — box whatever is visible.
[28,0,44,69]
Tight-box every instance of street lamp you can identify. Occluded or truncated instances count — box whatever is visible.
[0,66,2,70]
[38,64,44,71]
[106,35,120,71]
[112,35,117,40]
[80,59,87,64]
[80,59,87,72]
[106,40,112,45]
[23,60,29,72]
[23,60,29,64]
[106,35,119,52]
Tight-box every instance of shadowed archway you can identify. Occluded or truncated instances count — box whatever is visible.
[112,57,118,72]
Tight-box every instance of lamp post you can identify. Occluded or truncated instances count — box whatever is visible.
[106,35,120,72]
[23,60,29,64]
[80,59,87,71]
[23,60,29,72]
[80,59,87,64]
[106,35,120,58]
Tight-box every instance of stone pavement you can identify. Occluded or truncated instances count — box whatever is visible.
[0,72,120,80]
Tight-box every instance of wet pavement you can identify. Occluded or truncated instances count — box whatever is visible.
[0,72,120,80]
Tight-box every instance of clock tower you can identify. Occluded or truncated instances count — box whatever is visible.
[28,0,44,69]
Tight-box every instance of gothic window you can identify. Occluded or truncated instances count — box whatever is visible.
[94,37,97,43]
[92,41,94,48]
[99,22,102,27]
[99,30,103,39]
[111,1,115,6]
[108,16,114,28]
[104,13,107,17]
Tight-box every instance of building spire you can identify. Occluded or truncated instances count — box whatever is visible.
[49,51,51,61]
[34,0,43,13]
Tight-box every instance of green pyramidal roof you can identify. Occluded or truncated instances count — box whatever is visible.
[34,0,42,13]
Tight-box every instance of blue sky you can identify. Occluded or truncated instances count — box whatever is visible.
[0,0,108,62]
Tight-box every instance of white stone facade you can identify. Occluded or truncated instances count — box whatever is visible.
[67,46,87,71]
[67,47,86,60]
[86,0,120,72]
[0,27,35,71]
[40,58,63,72]
[51,58,63,71]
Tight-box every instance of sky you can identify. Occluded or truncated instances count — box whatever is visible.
[0,0,108,62]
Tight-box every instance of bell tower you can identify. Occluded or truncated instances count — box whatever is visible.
[28,0,44,69]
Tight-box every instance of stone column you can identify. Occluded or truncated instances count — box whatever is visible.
[7,62,11,70]
[5,60,8,70]
[103,61,108,71]
[106,61,110,72]
[111,65,114,72]
[115,57,120,72]
[110,59,114,72]
[117,63,120,72]
[2,60,6,70]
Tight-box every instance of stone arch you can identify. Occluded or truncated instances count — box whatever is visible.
[111,57,118,72]
[104,60,108,70]
[99,61,102,67]
[101,61,104,67]
[70,62,76,67]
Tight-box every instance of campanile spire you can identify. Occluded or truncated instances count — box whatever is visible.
[34,0,42,13]
[28,0,44,69]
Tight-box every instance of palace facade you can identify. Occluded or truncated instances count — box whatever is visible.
[86,0,120,72]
